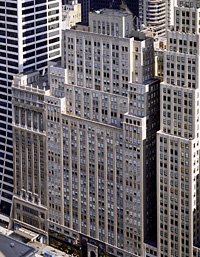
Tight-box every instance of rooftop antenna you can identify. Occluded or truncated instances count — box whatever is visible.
[109,0,114,9]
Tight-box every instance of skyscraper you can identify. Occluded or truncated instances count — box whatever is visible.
[10,1,200,257]
[12,71,49,242]
[0,0,61,225]
[144,0,166,36]
[12,9,160,257]
[157,0,200,256]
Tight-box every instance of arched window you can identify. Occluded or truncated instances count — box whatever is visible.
[90,250,96,257]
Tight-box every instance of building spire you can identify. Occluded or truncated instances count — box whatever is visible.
[120,0,131,13]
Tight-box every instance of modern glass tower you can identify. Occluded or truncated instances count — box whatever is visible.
[0,0,61,224]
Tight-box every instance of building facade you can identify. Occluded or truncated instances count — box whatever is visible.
[0,0,61,224]
[12,72,49,242]
[62,0,82,30]
[144,0,166,37]
[78,0,122,25]
[142,0,178,36]
[79,0,171,36]
[10,1,200,257]
[12,9,160,257]
[157,0,200,256]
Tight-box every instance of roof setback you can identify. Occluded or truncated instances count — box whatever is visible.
[0,234,37,257]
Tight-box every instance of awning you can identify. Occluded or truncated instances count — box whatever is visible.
[15,228,39,241]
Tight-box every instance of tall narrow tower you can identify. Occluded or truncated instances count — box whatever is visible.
[0,0,61,224]
[157,0,200,256]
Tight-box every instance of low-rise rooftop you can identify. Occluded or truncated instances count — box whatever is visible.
[0,234,37,257]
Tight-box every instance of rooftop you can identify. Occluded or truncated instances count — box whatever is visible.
[92,8,132,17]
[12,73,48,92]
[0,234,37,257]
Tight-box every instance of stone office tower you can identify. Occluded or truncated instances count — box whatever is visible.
[13,9,160,257]
[12,72,49,243]
[12,9,160,257]
[53,11,160,256]
[157,0,200,256]
[0,0,61,225]
[54,9,159,256]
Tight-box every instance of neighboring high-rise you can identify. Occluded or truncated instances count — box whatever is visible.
[62,0,81,30]
[0,0,61,225]
[12,71,49,243]
[167,0,178,27]
[78,0,170,37]
[157,0,200,257]
[12,9,160,257]
[144,0,166,37]
[141,0,177,36]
